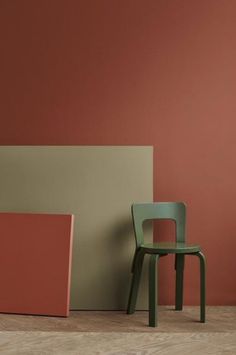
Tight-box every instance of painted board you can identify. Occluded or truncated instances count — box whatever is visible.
[0,146,153,310]
[0,213,73,316]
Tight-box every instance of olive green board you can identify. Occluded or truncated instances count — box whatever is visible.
[0,146,153,310]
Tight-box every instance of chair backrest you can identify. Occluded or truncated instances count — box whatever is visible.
[131,202,186,248]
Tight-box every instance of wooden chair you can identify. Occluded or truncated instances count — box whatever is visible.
[127,202,206,327]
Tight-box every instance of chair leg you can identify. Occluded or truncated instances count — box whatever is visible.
[131,248,141,273]
[175,254,185,310]
[195,251,206,322]
[127,249,145,314]
[149,254,159,327]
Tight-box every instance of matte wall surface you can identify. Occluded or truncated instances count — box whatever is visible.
[0,1,236,304]
[0,146,153,310]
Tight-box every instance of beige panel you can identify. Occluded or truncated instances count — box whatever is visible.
[0,146,153,310]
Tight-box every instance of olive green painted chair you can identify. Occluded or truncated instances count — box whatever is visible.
[127,202,206,327]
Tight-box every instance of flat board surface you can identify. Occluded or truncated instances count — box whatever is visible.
[0,213,73,316]
[0,146,153,310]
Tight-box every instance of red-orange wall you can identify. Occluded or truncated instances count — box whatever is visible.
[1,0,236,305]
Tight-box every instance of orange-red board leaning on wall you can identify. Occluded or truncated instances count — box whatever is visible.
[0,213,74,317]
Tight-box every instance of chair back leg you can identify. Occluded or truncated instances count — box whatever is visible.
[175,254,185,310]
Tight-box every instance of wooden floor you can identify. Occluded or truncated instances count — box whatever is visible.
[0,307,235,354]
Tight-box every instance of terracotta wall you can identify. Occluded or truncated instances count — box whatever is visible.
[0,0,236,305]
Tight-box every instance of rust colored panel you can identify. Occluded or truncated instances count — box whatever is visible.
[0,213,74,316]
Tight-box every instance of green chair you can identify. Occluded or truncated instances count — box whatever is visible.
[127,202,206,327]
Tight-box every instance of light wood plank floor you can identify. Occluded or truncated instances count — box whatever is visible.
[0,307,235,354]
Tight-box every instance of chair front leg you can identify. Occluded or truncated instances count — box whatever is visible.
[175,254,185,310]
[127,249,145,314]
[195,251,206,322]
[149,254,159,327]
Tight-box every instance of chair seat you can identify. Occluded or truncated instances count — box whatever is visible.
[141,242,201,254]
